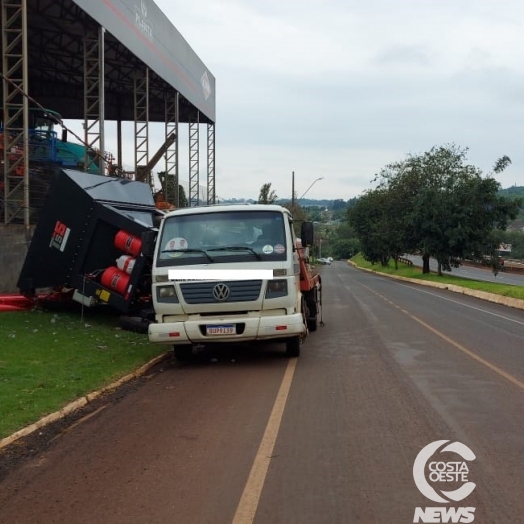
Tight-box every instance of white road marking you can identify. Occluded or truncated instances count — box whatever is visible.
[393,281,524,326]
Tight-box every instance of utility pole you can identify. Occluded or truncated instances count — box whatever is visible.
[291,171,295,210]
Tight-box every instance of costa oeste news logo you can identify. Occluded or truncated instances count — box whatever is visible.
[413,440,476,523]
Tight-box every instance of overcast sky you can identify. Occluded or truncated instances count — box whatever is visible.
[134,1,524,201]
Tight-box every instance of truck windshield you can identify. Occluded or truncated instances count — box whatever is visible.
[157,210,288,266]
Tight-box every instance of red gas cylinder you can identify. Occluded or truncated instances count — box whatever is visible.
[101,266,130,295]
[114,230,142,256]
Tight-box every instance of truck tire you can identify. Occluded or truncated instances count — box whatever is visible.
[305,291,318,332]
[286,336,301,357]
[174,344,193,361]
[307,316,318,332]
[119,315,151,335]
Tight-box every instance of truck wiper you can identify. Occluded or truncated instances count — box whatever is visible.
[208,246,262,260]
[161,248,214,262]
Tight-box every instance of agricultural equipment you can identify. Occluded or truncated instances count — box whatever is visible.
[1,108,103,223]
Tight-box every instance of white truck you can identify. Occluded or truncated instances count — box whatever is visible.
[147,204,322,359]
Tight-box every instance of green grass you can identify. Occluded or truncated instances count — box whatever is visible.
[0,307,167,440]
[351,253,524,300]
[3,257,522,442]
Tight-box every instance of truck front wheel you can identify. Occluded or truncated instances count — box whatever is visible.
[119,315,151,334]
[286,336,301,358]
[174,344,193,361]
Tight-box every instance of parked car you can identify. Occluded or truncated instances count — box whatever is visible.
[317,257,331,265]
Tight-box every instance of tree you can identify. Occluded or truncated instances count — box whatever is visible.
[332,199,347,211]
[493,155,511,174]
[258,183,278,204]
[348,189,394,266]
[177,185,189,208]
[498,229,524,259]
[157,171,188,208]
[332,238,360,260]
[352,145,522,275]
[282,198,307,238]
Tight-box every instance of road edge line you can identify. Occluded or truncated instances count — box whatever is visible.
[347,260,524,311]
[0,351,171,451]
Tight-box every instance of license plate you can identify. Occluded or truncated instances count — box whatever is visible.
[206,324,236,335]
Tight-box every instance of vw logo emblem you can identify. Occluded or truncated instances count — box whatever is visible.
[212,283,230,302]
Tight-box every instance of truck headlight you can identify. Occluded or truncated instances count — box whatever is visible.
[156,285,179,303]
[265,279,287,298]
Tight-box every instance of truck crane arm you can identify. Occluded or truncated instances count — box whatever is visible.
[135,133,177,183]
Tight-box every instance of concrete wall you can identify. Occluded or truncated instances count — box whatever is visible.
[0,225,34,293]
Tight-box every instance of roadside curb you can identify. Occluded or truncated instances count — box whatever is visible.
[0,351,171,451]
[347,261,524,311]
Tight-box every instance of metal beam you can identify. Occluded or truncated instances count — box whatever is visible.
[134,68,149,184]
[188,110,199,207]
[207,123,215,205]
[164,91,179,206]
[83,27,104,173]
[1,0,29,225]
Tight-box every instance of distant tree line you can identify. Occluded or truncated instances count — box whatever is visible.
[347,144,522,274]
[253,152,524,266]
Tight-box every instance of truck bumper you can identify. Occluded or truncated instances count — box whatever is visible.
[148,313,305,345]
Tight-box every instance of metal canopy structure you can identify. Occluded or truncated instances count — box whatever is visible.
[1,0,216,225]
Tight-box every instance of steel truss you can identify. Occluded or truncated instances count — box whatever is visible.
[163,91,179,206]
[1,1,216,223]
[1,0,28,225]
[83,27,104,174]
[188,110,199,207]
[207,123,215,205]
[134,68,149,185]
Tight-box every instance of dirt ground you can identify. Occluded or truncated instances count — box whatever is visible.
[0,358,170,483]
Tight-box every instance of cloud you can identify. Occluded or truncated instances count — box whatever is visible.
[89,0,524,201]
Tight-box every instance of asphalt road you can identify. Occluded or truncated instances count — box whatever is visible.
[2,262,524,523]
[405,255,524,286]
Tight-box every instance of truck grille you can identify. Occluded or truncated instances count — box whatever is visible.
[179,280,262,304]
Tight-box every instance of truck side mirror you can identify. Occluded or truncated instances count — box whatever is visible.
[141,230,157,258]
[301,221,314,247]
